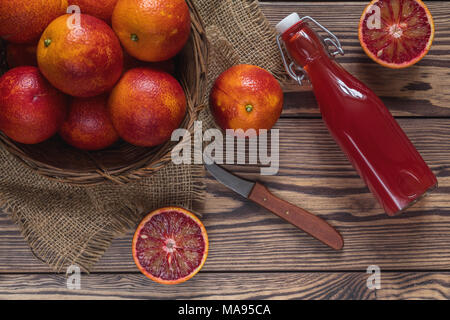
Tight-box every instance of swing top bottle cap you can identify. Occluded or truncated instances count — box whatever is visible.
[276,13,301,34]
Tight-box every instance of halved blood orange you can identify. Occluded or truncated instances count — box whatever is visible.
[132,207,208,285]
[359,0,434,69]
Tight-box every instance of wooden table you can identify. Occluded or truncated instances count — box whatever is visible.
[1,1,449,299]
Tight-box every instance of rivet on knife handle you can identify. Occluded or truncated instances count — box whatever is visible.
[248,182,344,250]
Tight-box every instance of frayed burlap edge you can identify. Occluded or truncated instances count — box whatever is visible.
[2,201,140,272]
[0,163,206,273]
[0,0,285,273]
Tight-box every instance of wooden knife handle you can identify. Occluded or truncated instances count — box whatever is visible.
[248,182,344,250]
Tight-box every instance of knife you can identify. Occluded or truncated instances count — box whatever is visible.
[205,161,344,250]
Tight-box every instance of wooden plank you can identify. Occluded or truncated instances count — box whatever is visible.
[0,272,448,300]
[260,2,450,117]
[1,118,449,272]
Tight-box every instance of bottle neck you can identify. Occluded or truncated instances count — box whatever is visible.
[282,22,330,68]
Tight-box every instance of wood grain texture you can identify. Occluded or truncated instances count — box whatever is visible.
[0,272,447,300]
[260,2,450,117]
[1,118,448,273]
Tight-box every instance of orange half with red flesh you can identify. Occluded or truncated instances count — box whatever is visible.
[359,0,434,69]
[132,207,208,285]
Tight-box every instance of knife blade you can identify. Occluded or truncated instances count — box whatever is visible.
[205,161,344,250]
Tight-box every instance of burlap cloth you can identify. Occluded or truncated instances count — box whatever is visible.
[0,0,289,272]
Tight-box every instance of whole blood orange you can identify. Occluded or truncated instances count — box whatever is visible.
[0,67,67,144]
[59,95,119,151]
[6,43,38,68]
[112,0,191,62]
[210,64,284,136]
[108,68,187,147]
[67,0,118,22]
[132,207,208,285]
[359,0,434,69]
[0,0,68,44]
[37,14,123,97]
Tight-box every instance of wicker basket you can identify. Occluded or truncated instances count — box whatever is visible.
[0,0,208,186]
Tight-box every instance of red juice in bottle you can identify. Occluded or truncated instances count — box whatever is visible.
[276,13,437,216]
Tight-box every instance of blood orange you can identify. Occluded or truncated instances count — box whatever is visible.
[132,207,208,285]
[359,0,434,69]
